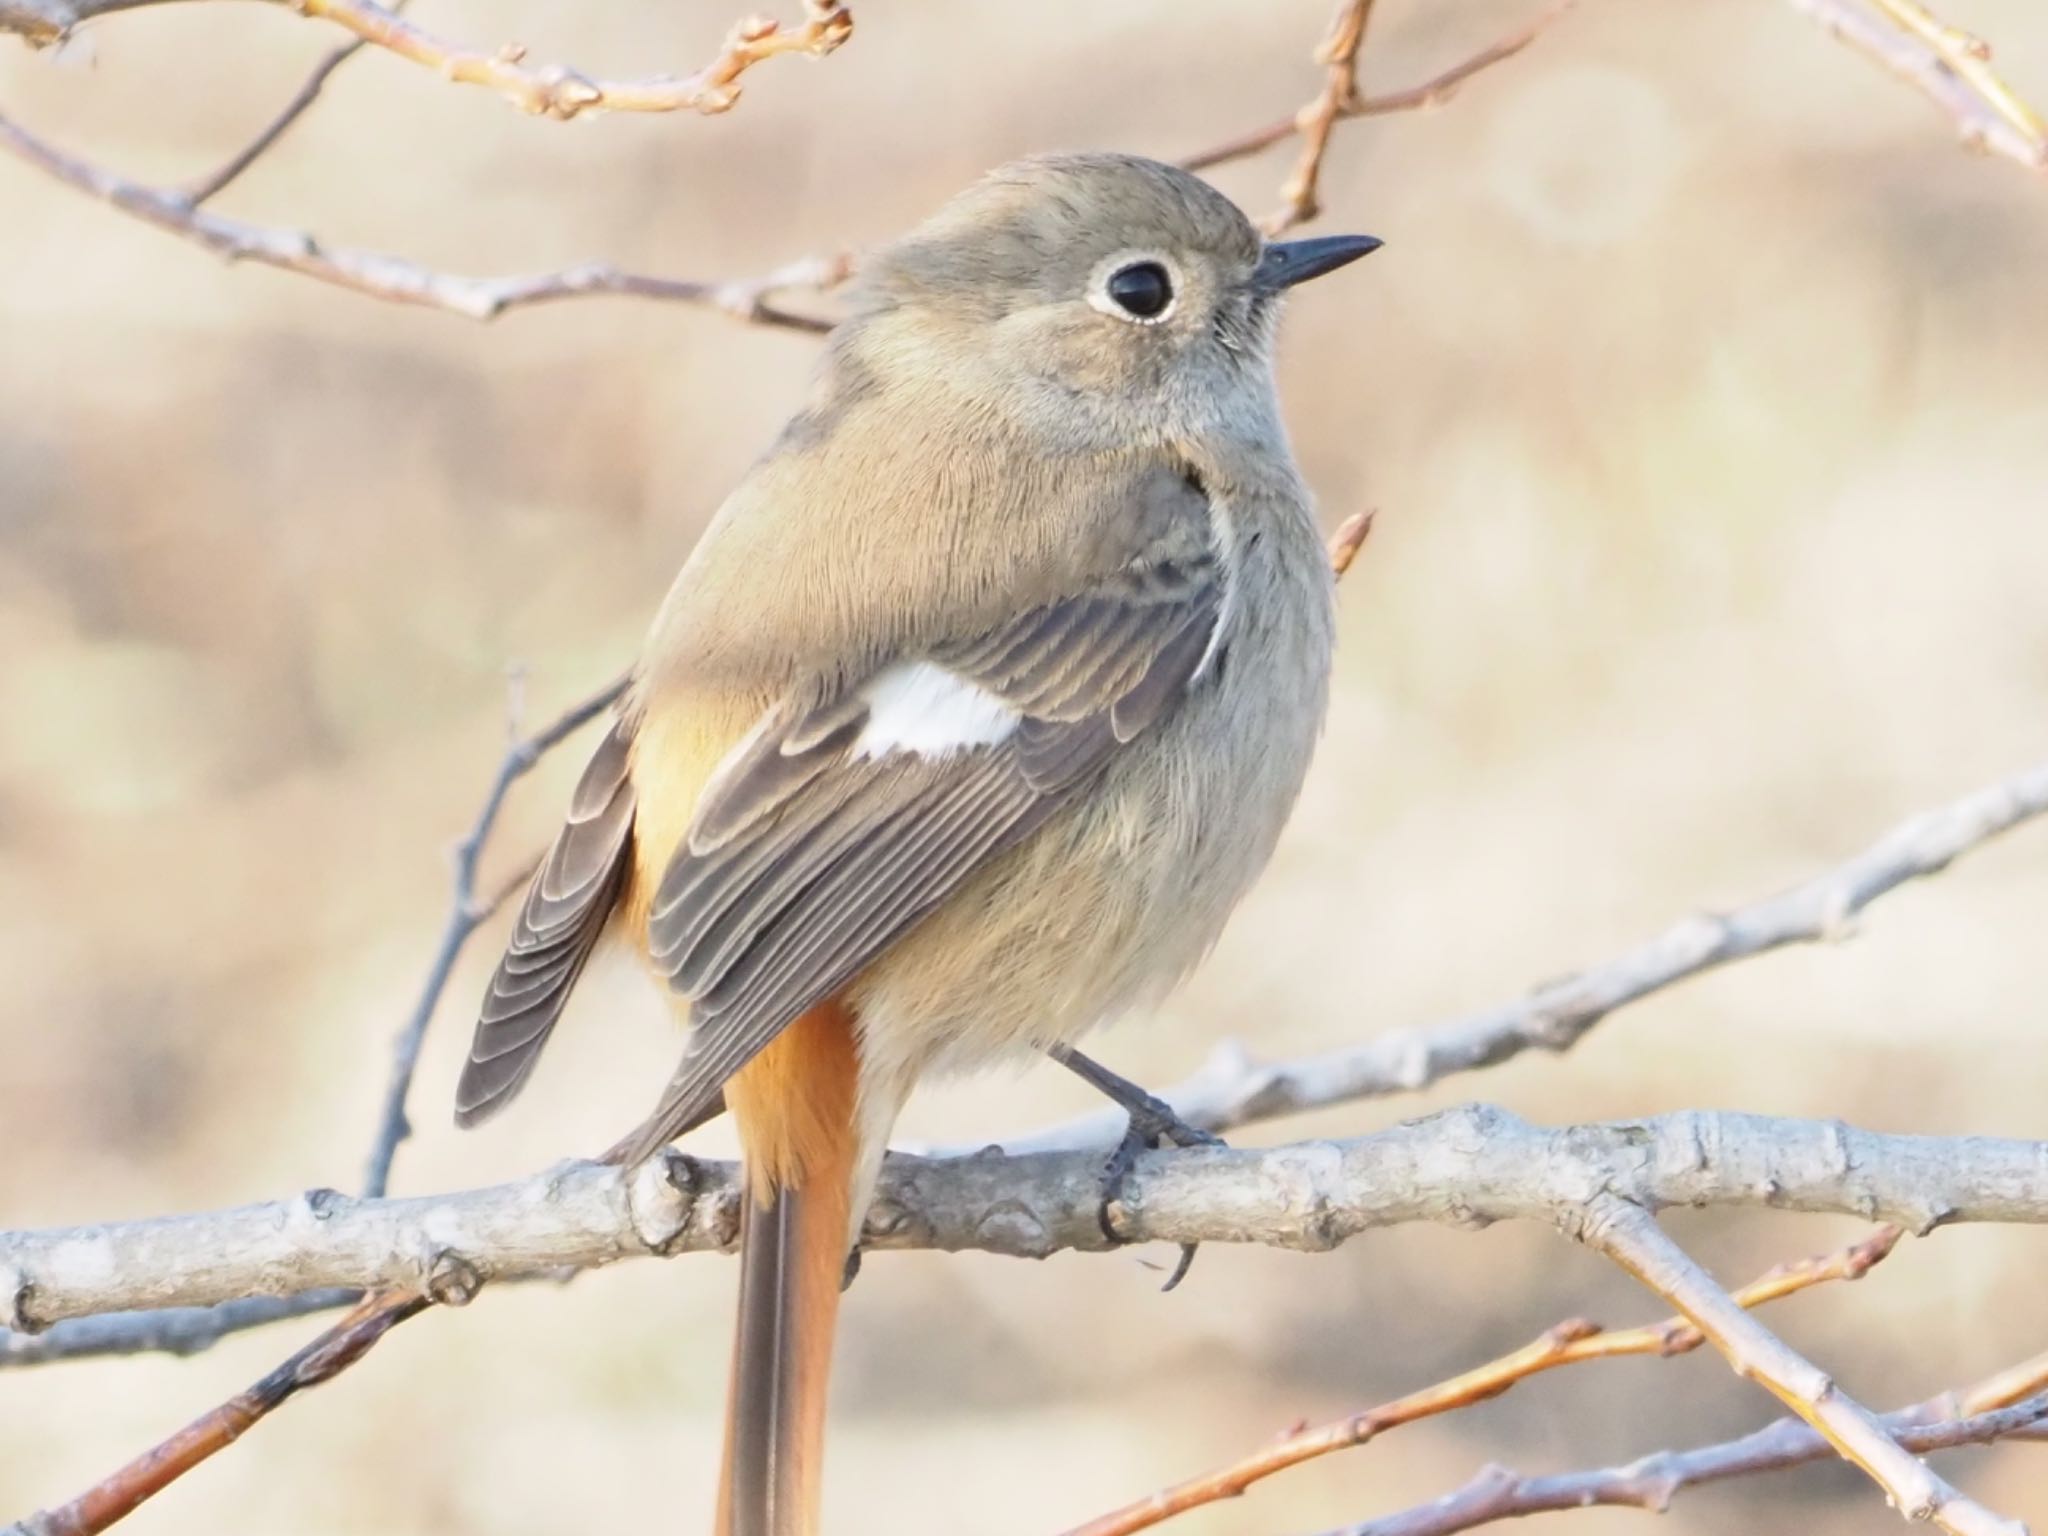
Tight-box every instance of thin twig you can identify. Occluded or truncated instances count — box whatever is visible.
[1578,1195,2021,1536]
[2,655,627,1527]
[0,111,849,328]
[1786,0,2048,170]
[1268,0,1379,235]
[1179,2,1575,224]
[181,39,369,206]
[0,1291,357,1368]
[0,676,628,1368]
[948,755,2048,1157]
[1,1293,428,1536]
[1332,1385,2048,1535]
[178,0,419,212]
[1062,1227,1902,1536]
[362,671,628,1199]
[290,0,850,121]
[0,0,853,120]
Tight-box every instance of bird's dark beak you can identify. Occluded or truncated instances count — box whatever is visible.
[1251,234,1383,292]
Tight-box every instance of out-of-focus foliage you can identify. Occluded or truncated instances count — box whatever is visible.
[1,1,2045,1530]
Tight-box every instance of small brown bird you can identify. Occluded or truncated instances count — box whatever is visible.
[455,152,1376,1536]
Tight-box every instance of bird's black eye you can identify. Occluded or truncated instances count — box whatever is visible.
[1105,260,1173,319]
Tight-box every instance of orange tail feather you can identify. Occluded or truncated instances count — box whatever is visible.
[716,998,859,1536]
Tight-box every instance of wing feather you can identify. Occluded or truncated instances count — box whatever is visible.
[616,549,1223,1165]
[454,716,635,1125]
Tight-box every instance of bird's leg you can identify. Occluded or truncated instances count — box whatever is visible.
[1046,1043,1223,1290]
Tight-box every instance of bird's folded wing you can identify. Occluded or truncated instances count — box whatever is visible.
[617,552,1222,1163]
[455,717,636,1126]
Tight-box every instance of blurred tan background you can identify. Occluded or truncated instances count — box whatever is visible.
[3,0,2047,1530]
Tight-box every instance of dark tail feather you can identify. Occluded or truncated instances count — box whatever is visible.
[718,1182,849,1536]
[716,999,858,1536]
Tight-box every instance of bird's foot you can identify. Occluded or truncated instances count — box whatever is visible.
[1095,1079,1224,1293]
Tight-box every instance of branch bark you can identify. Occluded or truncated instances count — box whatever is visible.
[7,1107,2047,1330]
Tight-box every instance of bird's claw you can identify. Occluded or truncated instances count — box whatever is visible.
[1096,1090,1224,1292]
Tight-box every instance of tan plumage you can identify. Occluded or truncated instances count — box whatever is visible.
[456,152,1376,1536]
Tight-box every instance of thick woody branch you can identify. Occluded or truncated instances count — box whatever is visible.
[7,1107,2048,1331]
[0,110,847,327]
[944,757,2048,1157]
[2,0,853,123]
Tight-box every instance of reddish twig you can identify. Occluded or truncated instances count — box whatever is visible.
[1179,3,1575,230]
[1326,508,1376,577]
[1062,1228,1900,1536]
[0,0,853,120]
[290,0,851,121]
[1581,1197,2018,1536]
[5,1293,428,1536]
[1334,1353,2048,1535]
[1270,0,1379,235]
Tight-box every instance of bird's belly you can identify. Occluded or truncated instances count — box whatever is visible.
[847,625,1326,1090]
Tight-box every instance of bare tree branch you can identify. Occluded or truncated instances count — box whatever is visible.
[9,750,2039,1363]
[6,1107,2047,1330]
[1062,1227,1903,1536]
[1,0,854,123]
[0,109,849,327]
[286,0,852,122]
[934,757,2048,1158]
[0,678,629,1368]
[1787,0,2048,170]
[0,1291,358,1368]
[1578,1196,2022,1535]
[180,34,378,207]
[9,1109,2043,1533]
[1178,1,1575,229]
[1,1294,427,1536]
[1270,0,1380,236]
[1332,1374,2048,1536]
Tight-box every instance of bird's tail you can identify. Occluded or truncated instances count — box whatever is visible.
[716,997,860,1536]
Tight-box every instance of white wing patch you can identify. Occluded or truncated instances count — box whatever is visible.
[855,661,1019,760]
